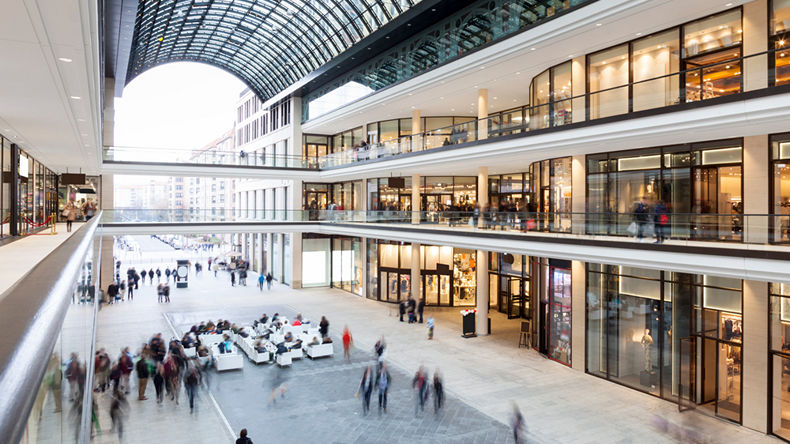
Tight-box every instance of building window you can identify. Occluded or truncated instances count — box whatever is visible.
[772,0,790,85]
[771,133,790,243]
[683,9,742,102]
[588,44,629,119]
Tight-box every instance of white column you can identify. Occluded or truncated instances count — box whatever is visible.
[361,237,368,297]
[411,243,421,303]
[743,0,768,92]
[742,279,768,432]
[412,174,420,224]
[411,109,421,134]
[291,232,302,289]
[476,250,489,336]
[477,88,489,140]
[571,260,586,371]
[743,135,769,243]
[290,96,303,160]
[477,166,488,226]
[571,155,586,235]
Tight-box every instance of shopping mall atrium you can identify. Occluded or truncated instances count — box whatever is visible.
[4,0,790,442]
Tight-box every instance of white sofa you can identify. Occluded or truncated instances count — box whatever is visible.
[199,333,223,347]
[210,344,243,371]
[305,342,334,359]
[275,352,292,367]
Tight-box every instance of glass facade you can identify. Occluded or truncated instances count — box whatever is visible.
[489,252,530,320]
[529,61,572,129]
[773,0,790,85]
[1,137,10,237]
[771,282,790,440]
[772,135,790,243]
[587,141,743,240]
[529,158,572,232]
[304,0,593,120]
[587,264,742,422]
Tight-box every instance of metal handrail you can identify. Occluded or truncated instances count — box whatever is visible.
[0,212,102,443]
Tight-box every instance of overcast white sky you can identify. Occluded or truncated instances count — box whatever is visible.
[114,62,245,185]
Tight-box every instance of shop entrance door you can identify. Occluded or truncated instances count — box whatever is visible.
[540,187,551,231]
[678,336,696,412]
[424,273,451,306]
[507,277,524,319]
[423,194,452,222]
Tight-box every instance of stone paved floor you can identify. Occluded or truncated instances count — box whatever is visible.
[82,235,781,443]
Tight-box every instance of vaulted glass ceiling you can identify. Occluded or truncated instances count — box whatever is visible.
[126,0,421,100]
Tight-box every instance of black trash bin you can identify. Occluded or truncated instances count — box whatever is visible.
[462,310,477,337]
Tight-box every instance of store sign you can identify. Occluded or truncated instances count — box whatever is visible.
[18,154,28,178]
[60,173,86,185]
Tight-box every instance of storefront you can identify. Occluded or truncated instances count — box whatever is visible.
[529,158,572,233]
[772,133,790,243]
[586,264,743,423]
[770,0,790,86]
[303,181,363,214]
[587,140,743,241]
[489,252,530,320]
[366,176,477,216]
[365,239,476,306]
[1,137,59,238]
[488,173,533,212]
[770,281,790,440]
[59,176,100,220]
[301,234,363,296]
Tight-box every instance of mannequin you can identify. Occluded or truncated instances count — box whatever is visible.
[641,329,654,371]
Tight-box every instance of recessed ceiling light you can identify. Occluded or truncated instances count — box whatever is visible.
[636,32,642,36]
[70,96,81,100]
[474,85,478,88]
[77,118,85,122]
[451,108,455,111]
[530,47,536,51]
[408,93,413,96]
[596,23,602,27]
[480,66,485,70]
[493,97,498,100]
[58,57,73,63]
[516,72,521,75]
[725,2,733,6]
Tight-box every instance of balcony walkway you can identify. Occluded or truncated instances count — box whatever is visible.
[0,223,82,296]
[91,237,773,443]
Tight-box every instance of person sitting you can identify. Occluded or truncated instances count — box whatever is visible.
[284,332,294,343]
[190,325,198,333]
[322,337,333,344]
[218,334,232,354]
[182,333,196,348]
[271,313,279,322]
[205,321,215,333]
[254,339,266,353]
[291,339,303,349]
[292,318,302,326]
[238,328,249,338]
[197,322,207,333]
[215,319,225,333]
[275,342,288,355]
[259,313,269,324]
[308,336,320,346]
[197,345,209,357]
[231,323,239,334]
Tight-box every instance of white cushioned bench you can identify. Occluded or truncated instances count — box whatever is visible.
[305,342,334,359]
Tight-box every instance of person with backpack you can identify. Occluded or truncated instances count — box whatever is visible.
[155,268,162,282]
[266,272,273,290]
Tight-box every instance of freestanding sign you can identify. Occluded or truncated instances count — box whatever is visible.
[176,259,189,288]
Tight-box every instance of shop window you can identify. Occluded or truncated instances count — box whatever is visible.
[683,10,742,102]
[548,266,572,366]
[773,0,790,85]
[632,29,681,111]
[588,45,629,119]
[772,136,790,243]
[529,69,551,130]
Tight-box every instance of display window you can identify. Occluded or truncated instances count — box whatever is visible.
[770,282,790,441]
[588,45,629,119]
[586,264,743,423]
[632,30,681,111]
[586,140,742,241]
[772,134,790,243]
[683,9,742,102]
[529,61,572,129]
[772,0,790,85]
[548,265,572,366]
[529,158,572,233]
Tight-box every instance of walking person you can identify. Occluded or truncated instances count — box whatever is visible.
[417,298,425,323]
[212,262,218,277]
[135,354,149,400]
[631,197,649,241]
[165,268,171,282]
[118,347,134,394]
[319,316,329,339]
[376,363,391,415]
[63,200,77,232]
[342,326,353,363]
[653,200,669,244]
[141,269,147,284]
[236,428,253,444]
[412,366,428,416]
[427,316,435,340]
[355,366,373,416]
[399,299,406,322]
[163,283,170,303]
[433,371,444,414]
[184,363,200,413]
[157,284,164,303]
[266,272,273,290]
[512,403,525,444]
[155,268,162,282]
[109,388,129,439]
[127,279,134,300]
[230,270,236,287]
[258,273,265,291]
[148,268,154,284]
[153,362,165,404]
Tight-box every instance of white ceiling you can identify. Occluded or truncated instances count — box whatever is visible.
[302,0,750,135]
[0,0,102,174]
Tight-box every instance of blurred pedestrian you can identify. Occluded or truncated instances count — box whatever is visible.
[412,365,428,415]
[427,316,435,340]
[236,428,253,444]
[153,362,165,404]
[266,272,273,290]
[418,298,425,323]
[258,273,265,291]
[109,388,129,438]
[376,363,391,415]
[342,326,353,362]
[512,403,525,444]
[184,363,200,413]
[319,316,329,338]
[230,270,236,287]
[433,371,443,414]
[356,366,373,416]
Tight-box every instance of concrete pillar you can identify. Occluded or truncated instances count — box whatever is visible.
[100,174,114,215]
[571,155,586,235]
[291,232,302,289]
[476,250,489,336]
[290,96,303,158]
[477,88,489,140]
[477,166,488,226]
[571,57,586,123]
[412,174,420,224]
[103,77,115,148]
[291,179,302,220]
[360,178,368,221]
[742,279,768,432]
[99,235,115,301]
[570,260,586,371]
[743,135,769,243]
[411,109,421,134]
[743,0,768,92]
[411,243,421,303]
